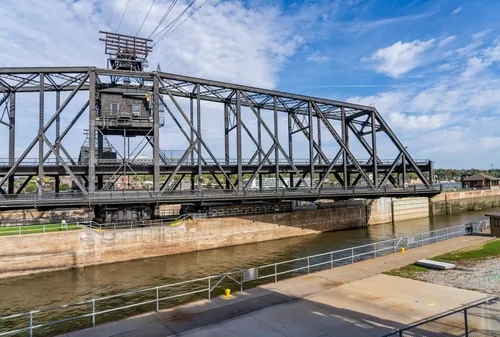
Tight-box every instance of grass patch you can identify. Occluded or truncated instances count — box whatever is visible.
[433,239,500,262]
[384,264,429,279]
[0,223,81,237]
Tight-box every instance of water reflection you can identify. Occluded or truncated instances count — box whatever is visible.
[0,207,496,316]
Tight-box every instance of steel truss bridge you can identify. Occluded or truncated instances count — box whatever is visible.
[0,66,439,217]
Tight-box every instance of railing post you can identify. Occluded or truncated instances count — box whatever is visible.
[18,226,21,235]
[29,311,33,337]
[156,286,159,312]
[374,243,377,258]
[351,248,354,264]
[307,257,310,274]
[208,277,211,300]
[446,227,449,240]
[43,224,46,233]
[275,264,278,283]
[464,308,469,336]
[330,252,334,269]
[92,298,96,327]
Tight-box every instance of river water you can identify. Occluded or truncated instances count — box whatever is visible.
[0,207,496,323]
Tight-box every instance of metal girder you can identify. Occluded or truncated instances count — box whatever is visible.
[313,102,374,188]
[0,65,436,211]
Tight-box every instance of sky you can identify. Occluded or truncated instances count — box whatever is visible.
[0,0,499,169]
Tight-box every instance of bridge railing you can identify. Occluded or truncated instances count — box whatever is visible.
[0,184,443,203]
[0,157,433,166]
[0,220,490,337]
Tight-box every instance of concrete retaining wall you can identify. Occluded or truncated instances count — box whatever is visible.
[430,189,500,215]
[0,205,367,278]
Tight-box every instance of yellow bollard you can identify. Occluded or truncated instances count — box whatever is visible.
[401,247,405,253]
[224,288,233,299]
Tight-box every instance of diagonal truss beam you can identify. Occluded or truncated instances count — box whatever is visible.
[239,91,309,188]
[346,118,398,187]
[373,109,432,187]
[244,145,276,190]
[159,79,237,191]
[227,104,272,165]
[379,152,403,186]
[0,72,89,188]
[289,111,330,164]
[42,135,88,195]
[312,102,374,188]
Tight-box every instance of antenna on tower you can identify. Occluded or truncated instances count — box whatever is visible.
[99,31,153,85]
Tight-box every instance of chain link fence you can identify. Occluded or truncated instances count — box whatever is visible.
[383,297,500,336]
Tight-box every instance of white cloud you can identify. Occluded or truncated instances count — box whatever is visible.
[452,7,462,15]
[365,39,435,78]
[472,29,492,40]
[306,51,330,63]
[438,36,456,47]
[351,35,500,168]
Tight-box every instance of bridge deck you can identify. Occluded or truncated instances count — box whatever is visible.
[0,186,441,210]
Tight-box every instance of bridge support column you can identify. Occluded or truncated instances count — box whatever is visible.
[88,70,96,194]
[37,73,45,198]
[97,132,103,190]
[8,92,15,194]
[55,176,60,193]
[153,75,160,193]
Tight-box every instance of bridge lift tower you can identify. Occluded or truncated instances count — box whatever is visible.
[92,32,161,221]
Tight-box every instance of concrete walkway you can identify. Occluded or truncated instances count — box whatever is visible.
[60,235,493,337]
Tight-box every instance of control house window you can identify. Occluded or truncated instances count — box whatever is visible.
[110,103,119,115]
[132,104,141,116]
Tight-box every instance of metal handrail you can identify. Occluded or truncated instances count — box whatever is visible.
[0,184,443,203]
[0,157,433,166]
[0,219,490,337]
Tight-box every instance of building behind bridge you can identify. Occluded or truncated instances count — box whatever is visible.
[461,173,500,189]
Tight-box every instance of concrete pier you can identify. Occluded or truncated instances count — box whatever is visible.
[58,235,492,337]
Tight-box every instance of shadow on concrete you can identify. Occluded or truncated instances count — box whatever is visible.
[60,285,481,337]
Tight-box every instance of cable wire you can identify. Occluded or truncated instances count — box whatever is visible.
[136,0,156,36]
[148,0,178,39]
[116,0,131,33]
[152,0,198,43]
[154,0,208,46]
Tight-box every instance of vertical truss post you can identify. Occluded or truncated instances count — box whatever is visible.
[8,93,15,194]
[88,70,97,193]
[341,107,348,188]
[288,112,293,162]
[308,102,314,188]
[97,133,103,190]
[153,75,160,192]
[236,90,242,191]
[317,115,322,165]
[274,97,279,191]
[402,155,407,187]
[190,97,195,165]
[371,111,378,188]
[224,103,229,165]
[257,107,262,164]
[55,91,60,164]
[37,73,45,197]
[196,85,202,190]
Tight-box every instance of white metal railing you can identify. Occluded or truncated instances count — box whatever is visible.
[0,220,489,337]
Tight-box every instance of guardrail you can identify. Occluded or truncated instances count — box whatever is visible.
[0,157,432,166]
[0,184,443,204]
[0,217,90,227]
[0,220,489,337]
[382,296,500,336]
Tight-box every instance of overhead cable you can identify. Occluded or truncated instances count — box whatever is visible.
[148,0,178,39]
[137,0,157,36]
[116,0,132,33]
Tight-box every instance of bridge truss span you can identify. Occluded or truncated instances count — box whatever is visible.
[0,66,437,216]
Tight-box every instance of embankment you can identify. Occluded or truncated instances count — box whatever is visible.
[0,204,366,278]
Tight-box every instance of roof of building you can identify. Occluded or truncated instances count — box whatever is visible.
[462,173,500,182]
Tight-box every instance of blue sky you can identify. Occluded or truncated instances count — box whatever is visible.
[0,0,499,169]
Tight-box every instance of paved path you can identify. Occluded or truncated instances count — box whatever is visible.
[60,235,492,337]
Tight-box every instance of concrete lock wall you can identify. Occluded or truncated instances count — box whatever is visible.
[0,205,367,278]
[430,189,500,215]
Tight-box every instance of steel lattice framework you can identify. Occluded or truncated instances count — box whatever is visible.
[0,67,439,216]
